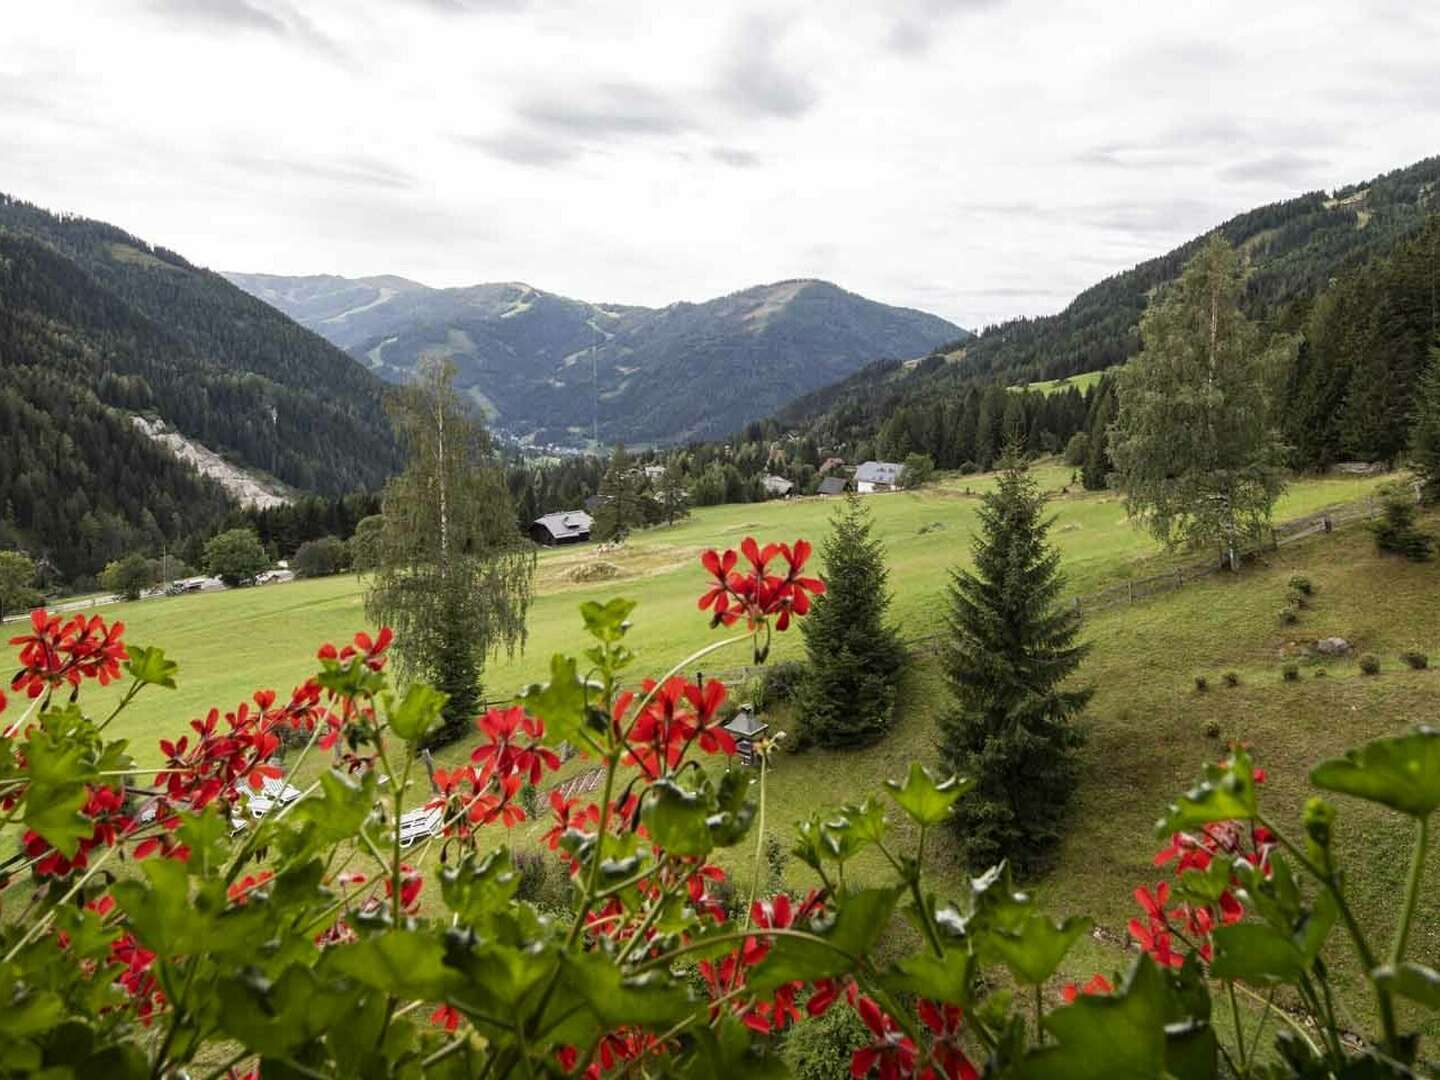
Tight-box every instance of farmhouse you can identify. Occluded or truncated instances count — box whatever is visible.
[854,460,903,493]
[529,509,593,546]
[762,474,795,497]
[816,476,849,496]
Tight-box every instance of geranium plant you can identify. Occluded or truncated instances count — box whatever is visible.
[0,539,1434,1077]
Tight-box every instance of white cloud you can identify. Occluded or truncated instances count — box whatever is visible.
[1,0,1436,327]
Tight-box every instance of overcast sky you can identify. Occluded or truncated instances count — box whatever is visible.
[3,1,1437,328]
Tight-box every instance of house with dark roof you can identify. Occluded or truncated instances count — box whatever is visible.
[530,510,593,546]
[816,476,849,496]
[854,461,903,493]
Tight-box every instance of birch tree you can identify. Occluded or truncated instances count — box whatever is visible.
[364,359,535,745]
[1109,236,1294,569]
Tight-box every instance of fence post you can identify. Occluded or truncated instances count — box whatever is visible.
[1127,581,1134,604]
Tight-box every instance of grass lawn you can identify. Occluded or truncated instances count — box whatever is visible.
[81,462,1390,768]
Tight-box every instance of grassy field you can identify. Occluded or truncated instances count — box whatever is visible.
[83,462,1390,764]
[1012,369,1111,395]
[61,461,1437,1040]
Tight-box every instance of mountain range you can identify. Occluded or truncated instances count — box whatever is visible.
[222,272,967,447]
[780,154,1440,437]
[0,193,401,577]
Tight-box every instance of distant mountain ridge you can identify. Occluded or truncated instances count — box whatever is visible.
[224,271,966,446]
[0,193,402,578]
[777,154,1440,434]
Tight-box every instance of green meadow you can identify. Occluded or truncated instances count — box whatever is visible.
[63,461,1439,1036]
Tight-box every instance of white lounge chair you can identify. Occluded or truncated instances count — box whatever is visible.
[397,806,443,848]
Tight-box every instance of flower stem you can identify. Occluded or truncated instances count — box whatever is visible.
[1227,980,1248,1076]
[1258,814,1399,1056]
[1389,815,1429,966]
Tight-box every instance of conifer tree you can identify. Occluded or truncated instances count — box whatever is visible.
[365,360,535,746]
[592,444,655,541]
[938,452,1090,873]
[1412,343,1440,503]
[797,496,906,749]
[1080,388,1113,491]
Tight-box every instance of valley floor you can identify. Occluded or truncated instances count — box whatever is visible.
[70,462,1438,1042]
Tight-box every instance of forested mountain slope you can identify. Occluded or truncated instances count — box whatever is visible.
[0,194,403,579]
[779,155,1440,437]
[226,272,965,446]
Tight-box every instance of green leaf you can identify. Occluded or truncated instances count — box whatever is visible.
[384,683,448,742]
[705,769,756,849]
[1174,854,1234,905]
[885,763,972,826]
[641,780,713,858]
[112,858,215,955]
[1373,962,1440,1011]
[748,887,901,993]
[22,778,89,859]
[677,1014,789,1079]
[440,848,520,926]
[217,965,357,1057]
[1310,725,1440,819]
[20,727,92,857]
[882,949,975,1005]
[1156,746,1261,836]
[982,913,1093,985]
[325,931,462,1000]
[1209,923,1306,984]
[0,986,63,1039]
[520,654,591,749]
[579,598,637,644]
[562,950,695,1027]
[1019,954,1173,1079]
[123,644,178,689]
[287,769,377,850]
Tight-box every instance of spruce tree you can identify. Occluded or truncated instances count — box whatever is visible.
[592,444,655,540]
[939,453,1091,873]
[1080,388,1113,491]
[1412,343,1440,503]
[797,496,906,749]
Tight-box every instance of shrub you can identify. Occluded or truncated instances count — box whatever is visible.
[759,660,808,705]
[99,552,155,601]
[899,452,936,489]
[782,998,870,1080]
[1282,663,1300,681]
[1360,654,1381,676]
[958,460,978,475]
[1400,651,1429,670]
[1288,575,1314,595]
[1223,671,1240,688]
[1372,486,1434,561]
[203,527,269,586]
[1279,607,1299,626]
[1194,675,1209,692]
[1203,718,1222,739]
[1063,431,1090,467]
[293,535,349,578]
